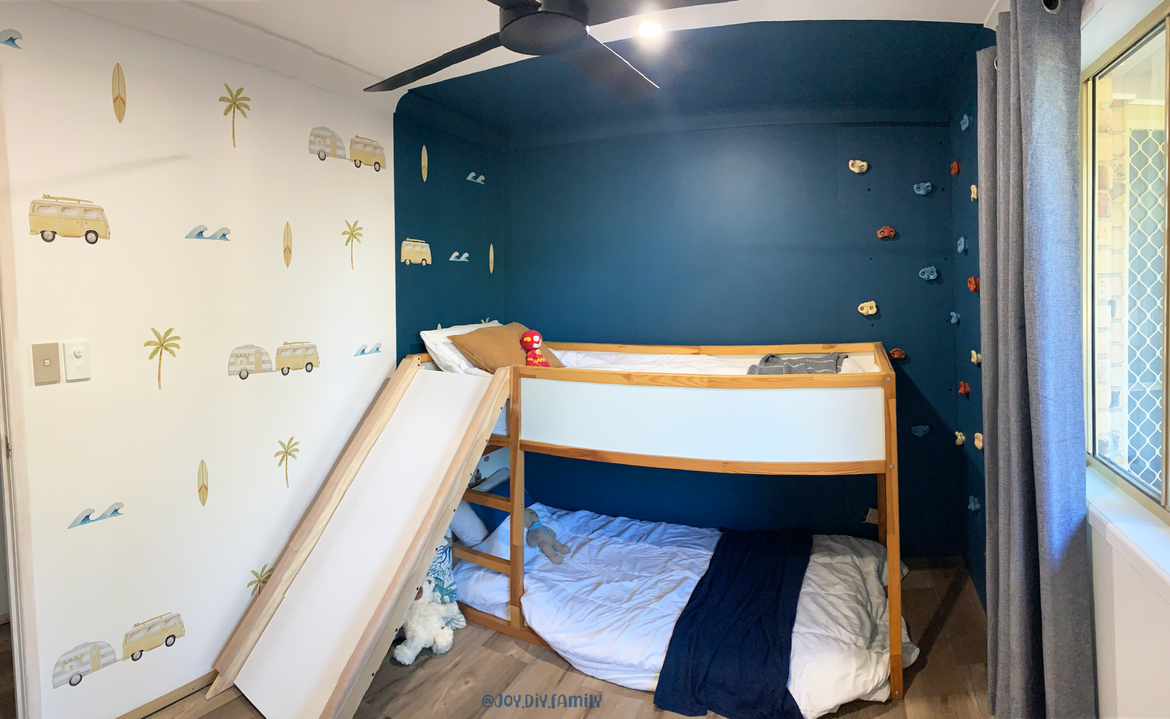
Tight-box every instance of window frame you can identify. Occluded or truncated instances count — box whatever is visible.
[1083,3,1170,520]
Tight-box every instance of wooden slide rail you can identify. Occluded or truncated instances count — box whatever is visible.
[205,360,512,719]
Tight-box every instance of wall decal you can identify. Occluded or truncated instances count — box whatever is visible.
[309,127,345,161]
[124,613,184,661]
[184,225,230,241]
[974,432,984,450]
[53,641,117,688]
[0,29,22,50]
[877,226,895,239]
[275,436,300,488]
[955,432,966,446]
[967,276,980,292]
[111,63,126,123]
[68,503,124,529]
[400,239,431,266]
[219,84,250,149]
[448,252,469,262]
[30,195,109,244]
[480,318,492,323]
[956,236,967,254]
[144,327,180,389]
[911,425,929,437]
[349,136,385,171]
[421,145,428,182]
[888,348,906,360]
[970,185,978,201]
[857,301,877,316]
[466,172,485,184]
[848,160,868,174]
[354,344,382,356]
[489,244,495,273]
[197,460,208,506]
[283,222,292,267]
[913,182,932,196]
[958,381,971,395]
[950,161,961,175]
[343,220,363,269]
[949,312,960,325]
[918,266,938,281]
[248,564,273,597]
[971,350,982,365]
[228,342,319,380]
[960,114,970,131]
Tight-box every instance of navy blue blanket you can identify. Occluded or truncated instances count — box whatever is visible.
[654,529,813,719]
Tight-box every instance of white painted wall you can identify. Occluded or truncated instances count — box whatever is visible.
[0,5,396,718]
[1088,469,1170,719]
[1083,0,1166,68]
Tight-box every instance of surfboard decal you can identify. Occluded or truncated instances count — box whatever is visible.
[111,63,126,123]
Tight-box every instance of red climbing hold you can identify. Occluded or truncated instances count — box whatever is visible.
[877,226,896,239]
[968,276,980,292]
[888,348,906,360]
[958,381,971,395]
[951,161,961,175]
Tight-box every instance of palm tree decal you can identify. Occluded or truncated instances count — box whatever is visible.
[275,436,299,488]
[342,220,363,269]
[247,563,273,597]
[219,84,250,148]
[144,327,180,390]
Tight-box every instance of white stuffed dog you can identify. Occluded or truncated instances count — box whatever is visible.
[392,577,466,666]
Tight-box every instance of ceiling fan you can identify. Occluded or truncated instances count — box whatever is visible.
[364,0,728,103]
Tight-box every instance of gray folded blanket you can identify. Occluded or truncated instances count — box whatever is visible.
[748,352,842,375]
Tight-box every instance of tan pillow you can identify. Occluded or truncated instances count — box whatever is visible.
[450,322,563,372]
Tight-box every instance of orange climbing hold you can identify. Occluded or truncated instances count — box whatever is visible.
[888,348,906,360]
[951,161,961,175]
[968,276,980,292]
[958,381,971,395]
[877,226,896,239]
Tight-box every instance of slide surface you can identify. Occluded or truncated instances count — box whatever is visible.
[234,369,493,719]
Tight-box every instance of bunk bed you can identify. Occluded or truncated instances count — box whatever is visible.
[410,340,908,712]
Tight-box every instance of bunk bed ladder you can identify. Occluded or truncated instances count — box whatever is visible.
[453,371,550,649]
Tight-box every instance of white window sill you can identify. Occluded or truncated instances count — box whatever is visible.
[1087,466,1170,606]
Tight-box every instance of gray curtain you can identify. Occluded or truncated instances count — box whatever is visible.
[978,1,1097,718]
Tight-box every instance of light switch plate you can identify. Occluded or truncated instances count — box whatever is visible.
[63,341,90,382]
[31,343,60,385]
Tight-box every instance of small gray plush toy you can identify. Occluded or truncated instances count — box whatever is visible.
[525,508,571,564]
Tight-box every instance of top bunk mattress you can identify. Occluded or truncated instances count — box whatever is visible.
[551,350,878,375]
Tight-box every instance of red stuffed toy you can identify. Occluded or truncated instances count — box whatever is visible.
[520,330,551,367]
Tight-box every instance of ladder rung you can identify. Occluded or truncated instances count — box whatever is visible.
[453,543,510,574]
[463,488,509,511]
[488,433,509,447]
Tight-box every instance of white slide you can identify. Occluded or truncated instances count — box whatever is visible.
[209,361,509,719]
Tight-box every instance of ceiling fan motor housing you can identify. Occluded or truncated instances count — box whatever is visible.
[500,0,590,56]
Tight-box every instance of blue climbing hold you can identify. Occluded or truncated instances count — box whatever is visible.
[960,114,970,131]
[919,266,938,281]
[913,182,933,196]
[950,312,960,325]
[957,236,967,254]
[911,425,930,438]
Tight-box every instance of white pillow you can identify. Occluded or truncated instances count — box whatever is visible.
[451,501,489,546]
[419,322,499,375]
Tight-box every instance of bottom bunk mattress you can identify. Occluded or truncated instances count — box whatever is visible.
[453,503,919,719]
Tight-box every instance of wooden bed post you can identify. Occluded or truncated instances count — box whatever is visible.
[508,369,525,629]
[883,383,903,700]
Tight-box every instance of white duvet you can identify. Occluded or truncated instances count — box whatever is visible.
[454,503,918,719]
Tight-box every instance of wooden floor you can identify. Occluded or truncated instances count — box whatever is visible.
[148,559,989,719]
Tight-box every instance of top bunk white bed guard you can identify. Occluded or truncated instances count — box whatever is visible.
[410,337,905,702]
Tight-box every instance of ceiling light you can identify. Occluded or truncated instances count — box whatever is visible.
[638,21,663,39]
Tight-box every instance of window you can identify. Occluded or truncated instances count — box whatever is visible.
[35,205,56,216]
[1091,24,1168,501]
[61,206,80,218]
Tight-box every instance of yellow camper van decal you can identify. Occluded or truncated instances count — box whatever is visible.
[400,239,432,266]
[30,195,110,244]
[349,136,385,171]
[123,613,184,661]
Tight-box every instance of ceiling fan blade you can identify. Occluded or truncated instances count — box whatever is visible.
[557,34,657,103]
[364,34,503,92]
[483,0,541,8]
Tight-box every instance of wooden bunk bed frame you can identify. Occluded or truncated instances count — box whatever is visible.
[419,341,904,702]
